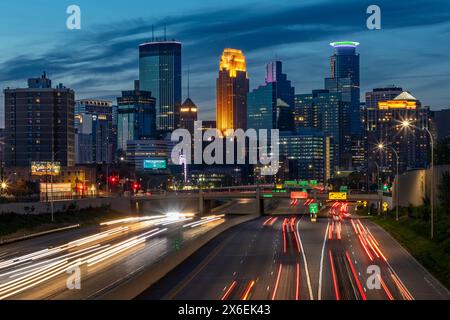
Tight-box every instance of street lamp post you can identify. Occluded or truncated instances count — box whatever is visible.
[424,127,435,239]
[373,161,381,215]
[401,120,434,239]
[378,143,400,221]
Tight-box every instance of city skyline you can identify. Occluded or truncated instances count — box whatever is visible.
[0,0,450,127]
[0,1,449,304]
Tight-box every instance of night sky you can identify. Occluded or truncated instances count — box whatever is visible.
[0,0,449,125]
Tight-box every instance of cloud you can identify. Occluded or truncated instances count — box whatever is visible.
[0,0,449,122]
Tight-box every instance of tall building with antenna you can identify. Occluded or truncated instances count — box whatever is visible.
[180,66,198,134]
[139,29,182,133]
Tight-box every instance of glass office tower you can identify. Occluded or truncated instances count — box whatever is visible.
[325,41,361,136]
[247,60,295,131]
[117,81,157,151]
[139,41,182,133]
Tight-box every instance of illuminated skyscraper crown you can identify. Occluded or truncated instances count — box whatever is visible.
[219,48,247,78]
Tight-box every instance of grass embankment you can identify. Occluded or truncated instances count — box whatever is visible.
[369,207,450,290]
[0,205,126,241]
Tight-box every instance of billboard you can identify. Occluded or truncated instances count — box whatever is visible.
[143,159,167,170]
[31,161,61,176]
[40,183,71,193]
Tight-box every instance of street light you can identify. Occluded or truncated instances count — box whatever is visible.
[0,181,7,196]
[373,161,382,215]
[401,120,435,239]
[378,143,400,221]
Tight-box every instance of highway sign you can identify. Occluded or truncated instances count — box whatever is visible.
[329,192,347,200]
[309,203,318,214]
[291,191,308,199]
[339,185,348,192]
[284,181,297,188]
[299,180,309,187]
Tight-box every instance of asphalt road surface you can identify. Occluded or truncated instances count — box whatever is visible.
[139,203,450,300]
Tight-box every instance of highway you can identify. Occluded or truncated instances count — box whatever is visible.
[0,212,228,300]
[139,202,450,300]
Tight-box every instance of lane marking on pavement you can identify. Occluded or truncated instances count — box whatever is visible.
[318,221,330,300]
[221,281,237,300]
[271,264,283,300]
[164,229,240,300]
[328,250,340,300]
[296,218,314,300]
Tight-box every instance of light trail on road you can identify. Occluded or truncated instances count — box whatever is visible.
[0,213,225,300]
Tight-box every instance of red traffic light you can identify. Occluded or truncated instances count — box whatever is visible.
[109,176,119,184]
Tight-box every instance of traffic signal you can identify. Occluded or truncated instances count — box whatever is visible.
[109,176,119,185]
[383,183,389,192]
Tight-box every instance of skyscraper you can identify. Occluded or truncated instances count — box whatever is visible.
[247,60,295,131]
[279,130,333,182]
[364,86,404,132]
[294,90,325,130]
[432,108,450,139]
[180,69,198,135]
[216,48,249,133]
[117,81,157,151]
[325,42,361,136]
[75,99,114,164]
[180,98,198,135]
[365,86,404,109]
[139,41,182,132]
[366,91,430,178]
[294,89,350,168]
[4,73,75,167]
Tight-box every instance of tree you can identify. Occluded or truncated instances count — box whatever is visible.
[435,138,450,165]
[438,171,450,214]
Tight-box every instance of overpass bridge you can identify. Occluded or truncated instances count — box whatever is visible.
[132,189,383,216]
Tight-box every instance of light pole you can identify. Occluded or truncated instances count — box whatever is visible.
[401,120,434,239]
[0,140,4,184]
[373,161,381,215]
[378,143,400,221]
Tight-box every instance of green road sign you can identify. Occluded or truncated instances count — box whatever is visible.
[309,203,319,214]
[339,185,348,192]
[299,180,309,187]
[263,194,273,198]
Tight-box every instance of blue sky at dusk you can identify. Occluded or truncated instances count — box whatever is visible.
[0,0,450,125]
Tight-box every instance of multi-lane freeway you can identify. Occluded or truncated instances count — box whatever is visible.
[0,212,227,300]
[0,198,448,300]
[139,200,450,300]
